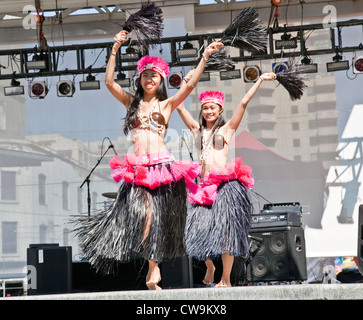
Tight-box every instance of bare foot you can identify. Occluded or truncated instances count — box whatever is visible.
[203,265,216,285]
[214,280,231,288]
[146,263,162,290]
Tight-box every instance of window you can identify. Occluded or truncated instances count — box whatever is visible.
[2,222,17,254]
[1,171,16,201]
[293,139,301,147]
[292,122,300,131]
[39,174,46,205]
[62,181,69,210]
[77,187,83,213]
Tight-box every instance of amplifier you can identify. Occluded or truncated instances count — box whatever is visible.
[251,202,302,228]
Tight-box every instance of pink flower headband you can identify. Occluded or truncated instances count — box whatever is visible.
[137,55,170,79]
[198,91,225,107]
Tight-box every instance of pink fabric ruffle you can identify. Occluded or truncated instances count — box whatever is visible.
[110,154,201,191]
[188,157,254,206]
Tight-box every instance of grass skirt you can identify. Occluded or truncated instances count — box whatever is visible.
[73,152,201,274]
[184,158,253,261]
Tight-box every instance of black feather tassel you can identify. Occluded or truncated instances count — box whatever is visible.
[204,48,235,71]
[121,2,164,49]
[275,63,308,101]
[221,7,267,54]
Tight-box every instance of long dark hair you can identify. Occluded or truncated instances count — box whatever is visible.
[123,77,168,135]
[197,105,226,148]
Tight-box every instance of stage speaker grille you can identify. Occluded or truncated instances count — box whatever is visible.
[247,226,307,282]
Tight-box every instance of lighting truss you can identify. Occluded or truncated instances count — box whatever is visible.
[0,19,363,81]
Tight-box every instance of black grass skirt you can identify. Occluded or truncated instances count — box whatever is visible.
[184,179,252,261]
[72,169,187,275]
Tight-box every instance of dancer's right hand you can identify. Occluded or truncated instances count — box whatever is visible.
[203,40,224,60]
[113,30,128,48]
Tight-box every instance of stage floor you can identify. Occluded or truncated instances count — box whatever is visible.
[6,283,363,300]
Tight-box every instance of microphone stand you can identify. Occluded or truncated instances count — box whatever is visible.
[80,144,114,217]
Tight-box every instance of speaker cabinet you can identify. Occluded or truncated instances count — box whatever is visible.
[247,226,307,282]
[161,256,193,289]
[27,243,72,295]
[358,205,363,276]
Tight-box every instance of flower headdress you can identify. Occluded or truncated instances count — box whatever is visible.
[137,55,170,79]
[198,91,225,107]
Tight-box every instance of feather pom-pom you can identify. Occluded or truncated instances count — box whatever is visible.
[121,1,164,49]
[221,7,267,54]
[275,63,308,101]
[204,48,235,71]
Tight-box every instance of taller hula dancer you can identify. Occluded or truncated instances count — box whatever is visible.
[177,70,276,287]
[73,29,223,290]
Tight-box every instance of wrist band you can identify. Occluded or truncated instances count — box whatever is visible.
[183,77,189,83]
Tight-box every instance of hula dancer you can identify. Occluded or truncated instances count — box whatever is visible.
[177,71,276,287]
[73,30,223,290]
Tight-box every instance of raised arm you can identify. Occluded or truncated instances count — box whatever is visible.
[105,30,134,108]
[168,41,224,111]
[225,72,276,132]
[176,69,200,131]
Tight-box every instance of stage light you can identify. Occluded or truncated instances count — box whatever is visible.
[115,72,131,88]
[326,53,349,72]
[220,68,241,81]
[29,81,48,98]
[199,72,210,82]
[168,72,183,89]
[243,66,261,83]
[4,74,24,96]
[275,33,297,50]
[272,61,289,73]
[177,41,198,59]
[121,46,140,62]
[353,56,363,74]
[79,74,100,90]
[26,54,49,70]
[298,56,318,74]
[57,80,75,97]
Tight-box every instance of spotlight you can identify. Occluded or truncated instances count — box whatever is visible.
[4,73,24,96]
[272,61,289,73]
[26,53,49,70]
[275,33,297,50]
[220,68,241,81]
[29,80,48,98]
[298,56,318,74]
[177,41,198,59]
[326,53,349,72]
[115,72,131,88]
[168,72,183,89]
[79,74,100,90]
[243,66,261,83]
[57,80,75,97]
[121,46,140,62]
[199,72,210,82]
[353,56,363,74]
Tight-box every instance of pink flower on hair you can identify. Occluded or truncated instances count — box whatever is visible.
[198,91,225,107]
[137,55,170,78]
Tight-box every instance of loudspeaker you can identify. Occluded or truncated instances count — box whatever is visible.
[161,256,193,289]
[247,226,307,282]
[358,205,363,276]
[27,243,72,295]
